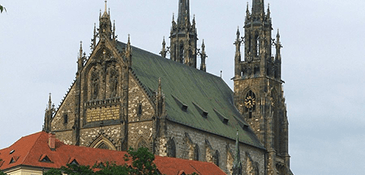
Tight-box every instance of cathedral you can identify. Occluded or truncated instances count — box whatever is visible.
[43,0,293,174]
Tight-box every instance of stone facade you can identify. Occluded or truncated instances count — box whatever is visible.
[43,1,292,174]
[232,0,291,174]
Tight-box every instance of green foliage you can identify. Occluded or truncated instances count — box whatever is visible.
[125,147,158,175]
[44,147,159,175]
[93,162,129,175]
[0,5,6,13]
[44,168,62,175]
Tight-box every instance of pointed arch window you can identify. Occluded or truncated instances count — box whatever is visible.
[255,34,260,56]
[180,42,184,63]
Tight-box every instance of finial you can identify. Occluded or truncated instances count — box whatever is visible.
[202,39,205,48]
[158,77,162,94]
[79,41,83,58]
[172,13,175,21]
[105,0,107,13]
[236,26,240,39]
[47,93,52,110]
[128,34,131,44]
[220,70,222,78]
[192,14,196,26]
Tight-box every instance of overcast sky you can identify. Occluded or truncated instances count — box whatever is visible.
[1,0,365,174]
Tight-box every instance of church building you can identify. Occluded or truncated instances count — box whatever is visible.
[43,0,293,174]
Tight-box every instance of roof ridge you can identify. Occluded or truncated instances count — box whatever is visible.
[18,132,44,166]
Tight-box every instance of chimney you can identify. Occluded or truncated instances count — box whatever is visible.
[48,132,56,151]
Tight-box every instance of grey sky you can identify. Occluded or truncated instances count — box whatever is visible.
[1,0,364,174]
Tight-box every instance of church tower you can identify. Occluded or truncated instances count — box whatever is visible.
[168,0,198,68]
[233,0,290,174]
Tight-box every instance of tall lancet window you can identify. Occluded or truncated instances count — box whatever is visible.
[255,34,260,56]
[180,42,184,63]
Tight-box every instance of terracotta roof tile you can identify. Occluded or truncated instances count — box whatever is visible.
[0,132,226,175]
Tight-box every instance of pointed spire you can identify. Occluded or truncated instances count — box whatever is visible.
[79,41,83,59]
[47,93,52,110]
[156,77,165,117]
[158,77,162,96]
[275,29,282,61]
[113,20,116,41]
[92,23,97,50]
[200,40,207,72]
[78,41,84,73]
[192,14,196,28]
[44,93,54,133]
[104,0,108,13]
[177,0,190,26]
[126,35,132,67]
[160,37,168,58]
[252,0,265,18]
[232,131,242,175]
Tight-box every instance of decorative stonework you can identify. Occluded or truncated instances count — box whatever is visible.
[86,105,119,122]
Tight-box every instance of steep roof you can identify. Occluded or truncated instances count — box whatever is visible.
[117,42,263,149]
[0,132,225,175]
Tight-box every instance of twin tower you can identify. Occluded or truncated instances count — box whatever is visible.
[163,0,290,174]
[160,0,282,78]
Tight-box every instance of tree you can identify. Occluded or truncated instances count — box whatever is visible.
[44,147,158,175]
[124,147,158,175]
[0,170,6,175]
[0,5,6,13]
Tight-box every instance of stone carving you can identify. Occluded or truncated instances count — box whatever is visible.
[91,68,100,100]
[109,66,119,98]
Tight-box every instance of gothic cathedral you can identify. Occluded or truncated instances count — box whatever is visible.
[43,0,292,174]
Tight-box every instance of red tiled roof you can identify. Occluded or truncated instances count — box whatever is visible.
[0,132,226,175]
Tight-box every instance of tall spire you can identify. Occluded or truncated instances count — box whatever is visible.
[252,0,265,17]
[167,0,199,69]
[160,37,168,58]
[275,29,282,61]
[43,93,55,133]
[99,0,112,39]
[177,0,190,26]
[200,40,207,72]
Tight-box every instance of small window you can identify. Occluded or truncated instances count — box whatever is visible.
[63,114,68,124]
[40,156,52,163]
[137,103,142,116]
[70,159,79,165]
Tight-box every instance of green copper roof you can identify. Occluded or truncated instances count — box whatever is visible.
[117,42,264,149]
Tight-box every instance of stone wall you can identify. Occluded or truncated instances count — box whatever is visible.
[128,121,153,151]
[52,85,76,132]
[86,105,119,122]
[79,125,121,148]
[128,75,155,122]
[161,121,266,175]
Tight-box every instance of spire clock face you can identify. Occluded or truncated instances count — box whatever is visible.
[244,96,256,109]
